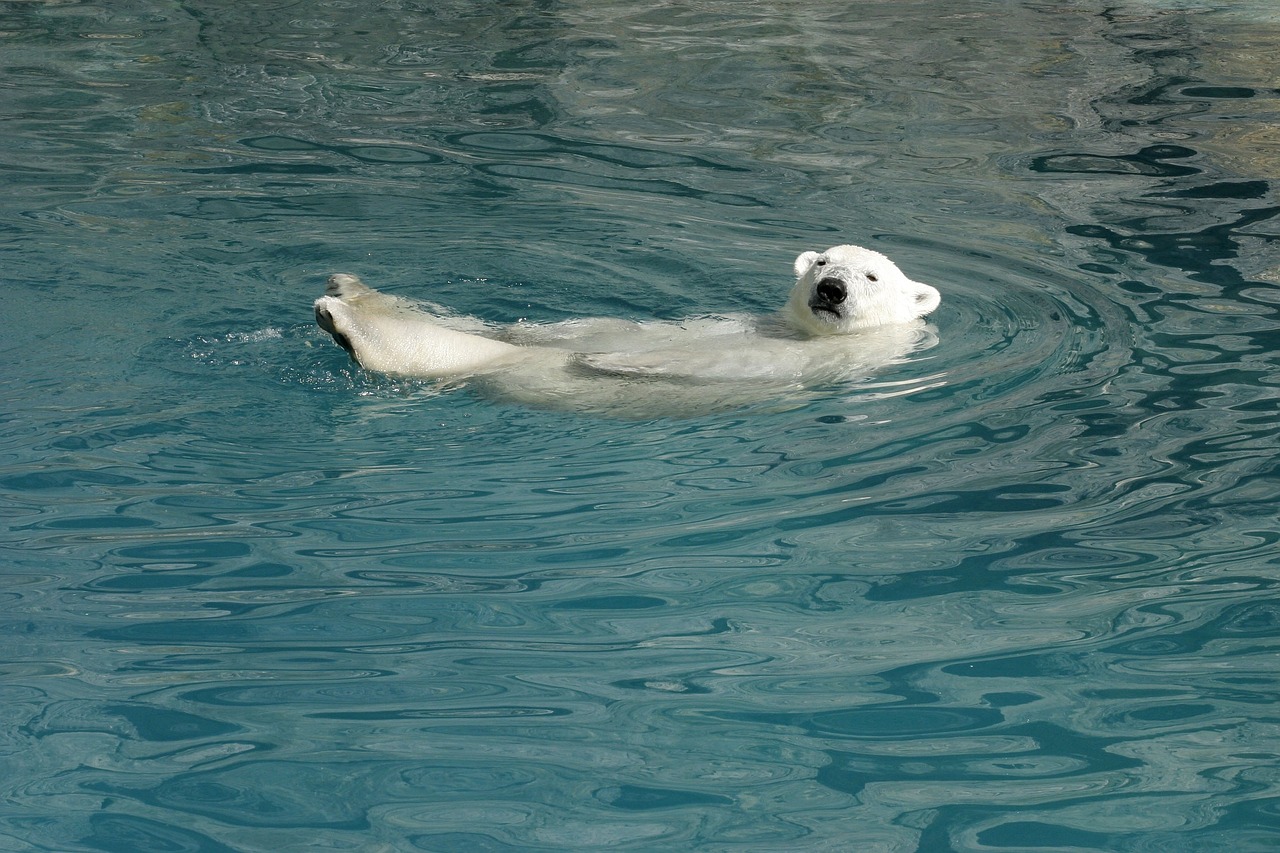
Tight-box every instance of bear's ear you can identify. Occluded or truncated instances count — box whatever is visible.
[794,251,821,278]
[911,281,941,317]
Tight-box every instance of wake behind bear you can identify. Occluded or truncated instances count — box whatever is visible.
[313,245,941,416]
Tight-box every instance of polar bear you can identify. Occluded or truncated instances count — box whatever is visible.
[313,245,940,415]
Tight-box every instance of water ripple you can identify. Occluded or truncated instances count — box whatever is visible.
[4,1,1280,850]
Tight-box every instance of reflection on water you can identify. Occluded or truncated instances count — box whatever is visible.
[2,1,1279,850]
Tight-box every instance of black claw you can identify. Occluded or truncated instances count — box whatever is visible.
[315,305,356,358]
[315,304,336,334]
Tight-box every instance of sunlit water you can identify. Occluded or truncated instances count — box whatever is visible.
[3,1,1280,850]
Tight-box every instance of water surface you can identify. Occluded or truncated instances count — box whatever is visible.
[3,1,1280,850]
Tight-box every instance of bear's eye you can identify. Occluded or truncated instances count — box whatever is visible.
[866,272,878,282]
[815,258,827,267]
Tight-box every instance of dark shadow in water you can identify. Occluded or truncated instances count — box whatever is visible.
[1031,144,1201,178]
[1066,204,1279,289]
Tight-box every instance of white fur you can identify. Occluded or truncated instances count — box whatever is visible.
[785,245,941,334]
[312,245,940,414]
[314,274,521,377]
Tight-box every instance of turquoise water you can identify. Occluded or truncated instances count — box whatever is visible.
[4,1,1280,850]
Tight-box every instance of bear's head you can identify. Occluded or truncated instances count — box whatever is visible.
[784,244,940,335]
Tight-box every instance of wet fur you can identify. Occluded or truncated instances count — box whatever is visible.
[312,245,940,414]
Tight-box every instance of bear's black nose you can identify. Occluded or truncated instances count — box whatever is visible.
[816,277,846,305]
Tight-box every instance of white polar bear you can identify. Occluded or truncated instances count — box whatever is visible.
[313,245,940,415]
